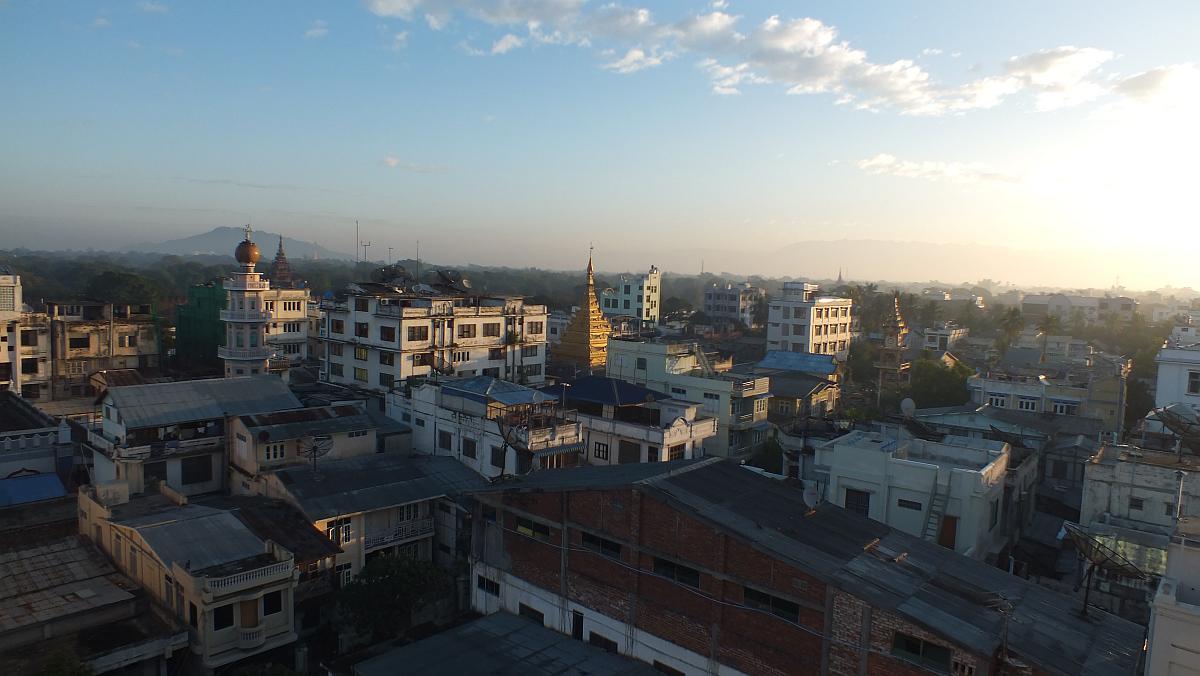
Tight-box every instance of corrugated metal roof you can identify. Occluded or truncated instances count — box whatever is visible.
[539,376,669,407]
[274,454,486,521]
[0,473,66,507]
[441,376,554,406]
[106,376,301,429]
[240,403,373,442]
[757,350,838,376]
[122,506,266,572]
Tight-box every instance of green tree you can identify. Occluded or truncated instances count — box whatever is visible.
[845,339,878,385]
[1034,314,1062,363]
[1067,308,1087,337]
[84,270,162,306]
[335,556,452,641]
[908,358,974,408]
[996,307,1024,353]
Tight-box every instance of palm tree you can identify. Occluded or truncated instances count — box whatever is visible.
[995,307,1024,354]
[1035,314,1061,363]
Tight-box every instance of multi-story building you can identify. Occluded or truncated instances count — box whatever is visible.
[1155,330,1200,414]
[0,267,52,399]
[1011,328,1090,360]
[766,282,853,358]
[1022,293,1138,325]
[90,376,301,497]
[175,281,226,371]
[966,347,1130,437]
[540,375,718,463]
[79,484,300,670]
[467,459,1142,676]
[606,338,770,458]
[599,265,661,327]
[220,228,276,378]
[913,321,969,352]
[703,282,764,329]
[814,431,1035,562]
[44,300,159,399]
[389,375,585,478]
[754,351,841,422]
[321,273,549,391]
[1147,517,1200,675]
[0,390,72,479]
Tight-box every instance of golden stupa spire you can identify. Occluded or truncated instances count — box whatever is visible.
[555,247,611,373]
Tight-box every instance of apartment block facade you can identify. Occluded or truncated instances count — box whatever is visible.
[703,282,764,329]
[766,283,854,358]
[45,300,160,399]
[599,265,662,326]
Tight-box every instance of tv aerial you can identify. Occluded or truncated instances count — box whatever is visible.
[300,431,334,479]
[1060,522,1146,617]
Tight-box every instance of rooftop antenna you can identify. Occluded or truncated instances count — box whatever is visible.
[1060,522,1146,618]
[361,240,372,262]
[300,431,334,480]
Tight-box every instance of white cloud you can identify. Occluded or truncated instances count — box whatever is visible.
[392,31,409,49]
[92,16,111,29]
[672,11,741,50]
[126,40,142,49]
[920,48,942,56]
[1004,46,1114,110]
[491,33,524,54]
[137,1,168,13]
[305,20,329,39]
[711,0,728,8]
[384,155,447,172]
[425,13,449,30]
[857,153,1019,184]
[457,40,486,56]
[603,47,668,74]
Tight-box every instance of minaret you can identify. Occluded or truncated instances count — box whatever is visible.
[555,251,612,374]
[219,225,273,377]
[268,235,295,289]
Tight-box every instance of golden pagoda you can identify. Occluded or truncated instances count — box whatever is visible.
[555,254,611,373]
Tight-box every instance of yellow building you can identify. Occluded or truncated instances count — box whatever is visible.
[553,255,611,373]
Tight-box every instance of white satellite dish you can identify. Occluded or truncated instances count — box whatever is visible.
[802,480,819,509]
[900,398,916,418]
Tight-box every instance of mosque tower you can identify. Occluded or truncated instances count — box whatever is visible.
[219,226,273,377]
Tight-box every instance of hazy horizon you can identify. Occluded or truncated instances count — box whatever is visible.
[2,1,1196,289]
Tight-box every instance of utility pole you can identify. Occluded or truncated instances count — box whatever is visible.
[361,241,372,263]
[415,240,420,281]
[387,247,394,265]
[355,220,359,263]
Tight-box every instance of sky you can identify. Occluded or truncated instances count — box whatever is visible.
[0,1,1197,289]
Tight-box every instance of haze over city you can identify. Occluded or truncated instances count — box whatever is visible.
[2,1,1198,288]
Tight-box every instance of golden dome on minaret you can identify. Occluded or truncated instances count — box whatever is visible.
[234,225,261,265]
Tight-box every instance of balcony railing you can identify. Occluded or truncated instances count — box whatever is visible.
[363,518,434,551]
[237,625,265,650]
[204,560,293,595]
[220,309,272,322]
[217,346,274,360]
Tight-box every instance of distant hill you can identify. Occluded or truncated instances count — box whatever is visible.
[131,226,353,260]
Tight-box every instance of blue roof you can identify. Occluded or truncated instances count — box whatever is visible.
[757,350,838,376]
[0,473,66,507]
[540,376,668,407]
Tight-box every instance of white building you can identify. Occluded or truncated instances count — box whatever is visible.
[1155,332,1200,414]
[0,266,50,399]
[605,338,770,458]
[915,321,969,352]
[599,265,661,327]
[815,431,1023,561]
[766,282,854,358]
[220,229,275,378]
[262,288,312,364]
[546,308,575,344]
[321,278,548,391]
[1147,518,1200,676]
[703,282,764,329]
[388,376,584,479]
[1022,293,1138,325]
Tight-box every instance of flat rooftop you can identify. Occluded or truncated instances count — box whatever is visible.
[353,613,659,676]
[1093,443,1200,470]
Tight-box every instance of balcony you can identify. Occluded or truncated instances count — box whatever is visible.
[217,345,273,361]
[220,309,271,322]
[363,517,435,551]
[237,625,265,650]
[224,279,270,291]
[204,560,293,596]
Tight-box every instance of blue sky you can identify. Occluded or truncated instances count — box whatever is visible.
[1,1,1197,288]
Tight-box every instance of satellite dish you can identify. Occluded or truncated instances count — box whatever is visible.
[1061,522,1145,617]
[437,269,472,292]
[801,480,819,509]
[372,264,411,284]
[300,432,334,479]
[900,398,916,418]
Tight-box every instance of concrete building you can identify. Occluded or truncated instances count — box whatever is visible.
[913,321,969,352]
[540,376,718,463]
[1155,331,1200,414]
[260,454,484,580]
[0,390,73,480]
[753,350,841,423]
[814,431,1034,562]
[606,338,771,458]
[91,376,302,497]
[79,485,300,670]
[1022,293,1138,325]
[321,272,549,391]
[467,459,1142,676]
[766,282,854,358]
[967,347,1130,437]
[220,227,276,378]
[389,375,585,479]
[0,266,52,400]
[703,282,764,329]
[174,281,226,371]
[45,300,160,399]
[599,265,661,327]
[1146,518,1200,676]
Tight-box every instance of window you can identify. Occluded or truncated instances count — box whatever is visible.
[458,323,477,339]
[488,347,504,360]
[589,633,618,653]
[669,444,685,461]
[68,335,90,349]
[518,603,545,625]
[1017,397,1038,412]
[453,350,470,362]
[282,322,301,333]
[66,361,85,375]
[594,442,609,460]
[327,517,353,544]
[19,330,36,346]
[987,393,1007,408]
[213,604,234,631]
[263,590,282,616]
[670,387,686,396]
[897,499,922,511]
[844,488,871,517]
[490,445,505,469]
[623,300,630,309]
[337,563,353,586]
[180,456,212,485]
[477,575,500,596]
[189,602,198,629]
[1189,371,1200,395]
[329,342,344,356]
[331,319,345,334]
[483,367,500,377]
[653,557,700,588]
[438,430,452,450]
[379,325,396,342]
[354,322,369,338]
[1051,401,1079,416]
[527,321,543,334]
[892,632,951,672]
[521,345,538,358]
[379,351,395,366]
[21,358,38,374]
[1165,502,1176,517]
[378,373,394,388]
[353,367,368,382]
[522,363,542,376]
[264,443,286,461]
[415,418,425,427]
[989,500,999,530]
[581,532,621,559]
[329,363,344,377]
[354,346,369,361]
[516,517,552,541]
[347,430,369,438]
[355,298,370,312]
[1129,496,1144,511]
[462,438,477,459]
[743,586,800,623]
[483,322,501,337]
[118,334,138,348]
[408,325,429,341]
